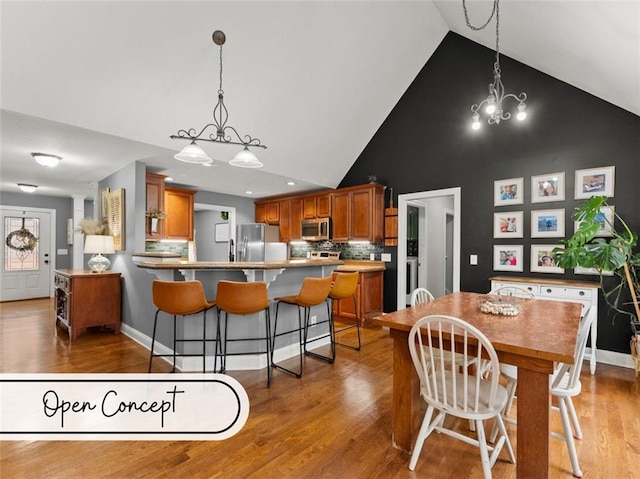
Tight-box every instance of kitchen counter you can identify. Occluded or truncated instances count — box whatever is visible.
[336,260,386,273]
[136,258,343,270]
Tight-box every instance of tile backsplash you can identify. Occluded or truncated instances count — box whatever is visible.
[290,241,384,261]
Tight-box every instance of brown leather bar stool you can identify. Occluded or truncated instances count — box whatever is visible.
[271,275,333,378]
[148,280,217,373]
[215,280,272,387]
[329,271,361,350]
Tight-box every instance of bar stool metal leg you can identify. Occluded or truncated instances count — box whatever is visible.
[303,299,335,363]
[271,301,304,378]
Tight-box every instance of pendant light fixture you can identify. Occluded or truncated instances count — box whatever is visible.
[171,30,267,167]
[464,0,527,129]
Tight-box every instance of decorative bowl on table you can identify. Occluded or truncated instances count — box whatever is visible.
[477,294,523,316]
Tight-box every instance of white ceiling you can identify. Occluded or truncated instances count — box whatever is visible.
[1,1,638,200]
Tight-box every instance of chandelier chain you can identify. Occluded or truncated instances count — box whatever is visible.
[218,44,224,95]
[462,0,497,32]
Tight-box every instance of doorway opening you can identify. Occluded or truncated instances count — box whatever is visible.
[397,187,461,309]
[194,203,237,262]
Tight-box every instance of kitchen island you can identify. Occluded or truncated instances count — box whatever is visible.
[135,258,344,372]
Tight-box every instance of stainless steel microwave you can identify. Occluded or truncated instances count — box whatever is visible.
[301,218,331,241]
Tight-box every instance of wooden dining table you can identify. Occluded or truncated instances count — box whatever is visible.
[373,291,582,479]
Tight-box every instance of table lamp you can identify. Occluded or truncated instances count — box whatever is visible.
[84,235,115,272]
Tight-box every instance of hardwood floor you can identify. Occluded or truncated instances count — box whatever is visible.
[1,298,639,478]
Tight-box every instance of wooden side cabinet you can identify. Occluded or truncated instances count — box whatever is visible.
[490,275,599,374]
[332,270,384,326]
[54,269,122,341]
[145,172,166,239]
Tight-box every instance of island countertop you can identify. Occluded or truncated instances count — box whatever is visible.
[336,260,386,272]
[136,258,344,270]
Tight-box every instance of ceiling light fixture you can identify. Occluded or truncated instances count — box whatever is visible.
[18,183,38,193]
[171,30,267,167]
[463,0,527,129]
[31,152,62,167]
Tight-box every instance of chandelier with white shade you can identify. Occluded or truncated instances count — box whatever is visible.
[464,0,527,129]
[171,30,267,167]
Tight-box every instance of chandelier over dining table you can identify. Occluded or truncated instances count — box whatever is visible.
[464,0,528,129]
[170,30,267,168]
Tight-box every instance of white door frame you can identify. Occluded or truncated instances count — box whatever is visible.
[397,188,461,309]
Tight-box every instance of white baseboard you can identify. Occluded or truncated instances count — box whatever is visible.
[588,347,634,370]
[120,323,331,372]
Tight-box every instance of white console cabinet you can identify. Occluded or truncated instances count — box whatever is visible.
[490,276,600,374]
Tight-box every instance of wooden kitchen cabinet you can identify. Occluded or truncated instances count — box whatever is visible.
[332,270,384,326]
[164,186,196,240]
[303,193,331,219]
[54,269,121,341]
[254,183,383,242]
[331,184,385,242]
[145,172,166,239]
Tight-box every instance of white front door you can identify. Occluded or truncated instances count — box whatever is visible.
[1,207,53,301]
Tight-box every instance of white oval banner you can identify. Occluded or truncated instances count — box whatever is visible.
[0,373,249,440]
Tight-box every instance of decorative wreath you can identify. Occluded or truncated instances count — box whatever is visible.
[6,227,39,252]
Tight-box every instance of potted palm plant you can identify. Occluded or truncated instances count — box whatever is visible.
[553,196,640,366]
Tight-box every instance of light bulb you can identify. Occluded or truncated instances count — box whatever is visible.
[516,103,527,121]
[472,113,481,130]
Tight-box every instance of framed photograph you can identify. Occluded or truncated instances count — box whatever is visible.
[493,245,524,272]
[494,177,523,206]
[531,209,565,238]
[574,266,613,276]
[531,172,565,203]
[531,244,564,274]
[493,211,524,238]
[575,166,615,199]
[574,205,615,237]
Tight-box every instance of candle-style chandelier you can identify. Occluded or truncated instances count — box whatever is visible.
[464,0,527,129]
[171,30,267,167]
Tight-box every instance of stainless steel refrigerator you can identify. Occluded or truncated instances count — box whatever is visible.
[236,223,285,262]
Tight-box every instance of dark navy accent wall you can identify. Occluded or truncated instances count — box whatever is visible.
[339,32,640,354]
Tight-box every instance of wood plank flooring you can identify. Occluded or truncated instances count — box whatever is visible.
[1,298,639,478]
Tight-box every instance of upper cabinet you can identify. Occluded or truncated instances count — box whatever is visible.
[145,172,166,239]
[303,193,331,219]
[332,184,384,242]
[164,186,196,241]
[255,183,384,243]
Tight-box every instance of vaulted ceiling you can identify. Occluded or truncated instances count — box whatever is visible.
[1,1,638,200]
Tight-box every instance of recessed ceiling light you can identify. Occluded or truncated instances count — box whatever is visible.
[31,152,62,167]
[18,183,38,193]
[287,181,296,186]
[165,177,174,182]
[245,191,253,195]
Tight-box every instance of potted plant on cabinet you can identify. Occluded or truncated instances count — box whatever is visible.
[553,195,640,370]
[145,209,167,235]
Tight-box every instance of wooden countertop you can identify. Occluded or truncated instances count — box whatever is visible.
[336,261,386,272]
[136,259,344,270]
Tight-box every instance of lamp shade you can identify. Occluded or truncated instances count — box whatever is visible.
[229,147,263,168]
[84,235,115,254]
[174,141,213,164]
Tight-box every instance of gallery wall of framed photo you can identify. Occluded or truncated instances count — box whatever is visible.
[493,166,615,275]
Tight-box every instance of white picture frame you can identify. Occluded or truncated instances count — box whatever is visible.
[493,211,524,239]
[215,223,229,242]
[574,266,613,276]
[494,177,524,206]
[531,244,564,274]
[493,245,524,272]
[531,172,565,203]
[531,209,565,238]
[575,166,615,199]
[574,205,615,237]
